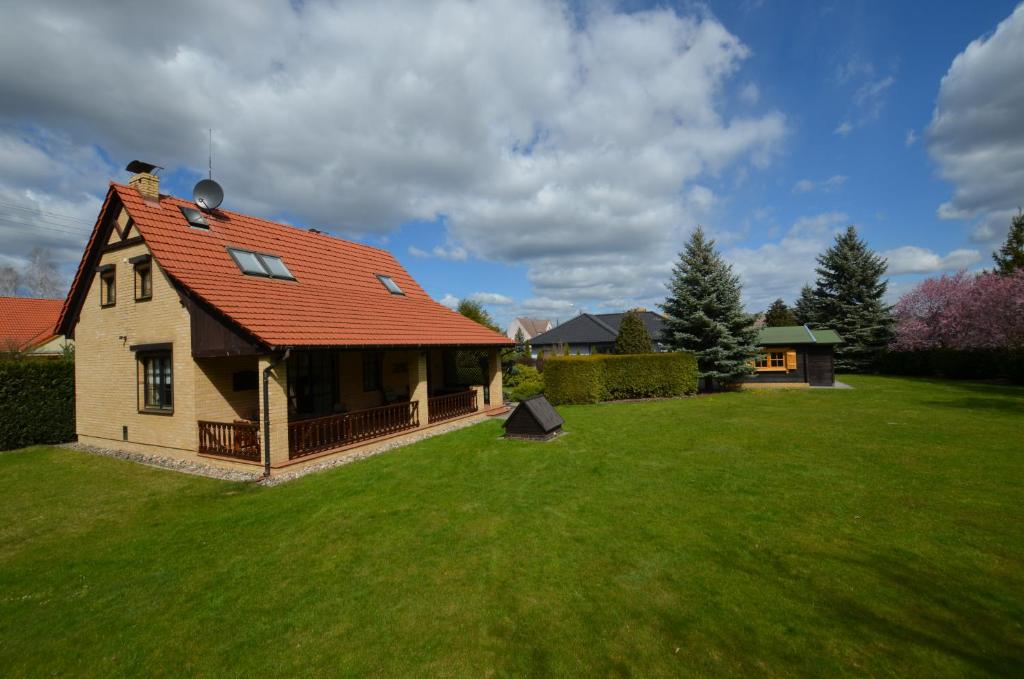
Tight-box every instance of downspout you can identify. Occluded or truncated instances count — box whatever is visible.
[262,348,291,478]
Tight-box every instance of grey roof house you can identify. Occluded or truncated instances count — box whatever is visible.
[530,310,667,355]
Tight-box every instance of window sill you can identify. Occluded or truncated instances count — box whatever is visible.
[100,302,116,308]
[134,296,153,303]
[138,408,174,416]
[754,367,789,373]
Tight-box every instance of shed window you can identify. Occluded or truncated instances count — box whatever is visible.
[376,274,404,295]
[99,267,116,307]
[754,349,794,372]
[140,352,173,412]
[227,247,295,280]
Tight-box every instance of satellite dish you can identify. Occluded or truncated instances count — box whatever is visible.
[193,178,224,211]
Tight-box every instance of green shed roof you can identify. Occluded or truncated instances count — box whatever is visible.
[757,325,842,345]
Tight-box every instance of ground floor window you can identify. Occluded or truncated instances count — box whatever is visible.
[362,351,383,392]
[289,351,339,417]
[755,350,787,371]
[140,352,173,411]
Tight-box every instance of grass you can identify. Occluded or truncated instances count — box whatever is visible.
[1,375,1022,677]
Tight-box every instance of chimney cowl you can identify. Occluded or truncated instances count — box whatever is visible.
[125,160,162,200]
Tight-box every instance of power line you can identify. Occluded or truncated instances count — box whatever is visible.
[0,199,95,226]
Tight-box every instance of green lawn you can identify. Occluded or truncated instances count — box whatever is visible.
[1,376,1022,677]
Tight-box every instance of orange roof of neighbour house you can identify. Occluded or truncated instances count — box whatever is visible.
[0,296,64,351]
[59,183,511,349]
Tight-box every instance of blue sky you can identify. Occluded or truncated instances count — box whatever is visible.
[1,1,1022,328]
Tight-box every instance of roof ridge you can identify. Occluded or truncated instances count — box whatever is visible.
[584,313,618,336]
[803,324,818,343]
[0,295,64,302]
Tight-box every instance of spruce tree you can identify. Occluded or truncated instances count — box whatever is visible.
[812,225,893,372]
[661,227,758,389]
[993,209,1024,275]
[764,298,797,327]
[614,309,652,354]
[793,284,818,326]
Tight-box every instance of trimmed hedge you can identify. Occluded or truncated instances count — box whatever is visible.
[0,360,76,450]
[878,349,1024,384]
[544,352,698,405]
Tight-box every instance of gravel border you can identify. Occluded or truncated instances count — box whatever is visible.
[59,412,495,486]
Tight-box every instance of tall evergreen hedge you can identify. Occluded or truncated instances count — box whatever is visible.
[0,361,76,450]
[878,349,1024,384]
[544,353,698,405]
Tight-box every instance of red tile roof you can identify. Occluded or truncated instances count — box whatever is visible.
[64,184,510,349]
[0,296,63,351]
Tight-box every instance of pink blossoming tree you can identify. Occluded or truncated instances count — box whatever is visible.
[892,270,1024,351]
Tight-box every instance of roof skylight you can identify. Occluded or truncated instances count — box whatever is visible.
[376,274,404,295]
[227,247,295,280]
[179,206,209,229]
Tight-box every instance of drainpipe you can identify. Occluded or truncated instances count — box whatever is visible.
[262,348,291,478]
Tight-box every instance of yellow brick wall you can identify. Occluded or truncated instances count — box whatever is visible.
[194,356,260,422]
[74,241,198,453]
[258,355,290,466]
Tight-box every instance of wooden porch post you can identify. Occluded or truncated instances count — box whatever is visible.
[258,355,290,467]
[409,349,429,427]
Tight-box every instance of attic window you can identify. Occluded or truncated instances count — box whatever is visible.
[179,206,209,229]
[376,274,404,295]
[227,247,295,280]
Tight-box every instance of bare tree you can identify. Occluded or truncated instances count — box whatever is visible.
[22,247,64,298]
[0,265,20,295]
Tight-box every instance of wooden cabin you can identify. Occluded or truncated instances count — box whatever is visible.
[743,325,842,388]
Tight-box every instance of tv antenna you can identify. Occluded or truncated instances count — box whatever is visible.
[193,129,224,211]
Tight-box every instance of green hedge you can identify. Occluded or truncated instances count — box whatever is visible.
[543,352,698,405]
[0,360,76,450]
[878,349,1024,384]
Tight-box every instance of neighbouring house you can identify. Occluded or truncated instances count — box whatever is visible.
[56,163,511,476]
[743,325,842,387]
[506,317,552,342]
[0,296,71,358]
[530,310,667,356]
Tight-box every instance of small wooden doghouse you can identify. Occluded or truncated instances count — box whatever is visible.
[503,395,564,440]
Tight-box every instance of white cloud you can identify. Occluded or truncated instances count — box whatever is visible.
[468,291,514,305]
[408,246,430,258]
[788,211,848,237]
[832,56,895,136]
[927,4,1024,245]
[792,175,847,194]
[881,246,982,275]
[905,129,918,146]
[439,293,460,309]
[0,0,786,310]
[739,82,760,105]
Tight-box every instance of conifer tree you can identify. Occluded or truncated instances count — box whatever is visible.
[614,309,652,354]
[661,227,758,389]
[812,225,893,372]
[793,284,818,326]
[764,298,797,327]
[993,209,1024,275]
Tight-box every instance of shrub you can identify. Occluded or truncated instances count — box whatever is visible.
[505,364,544,402]
[878,348,1024,384]
[0,360,76,450]
[544,352,698,405]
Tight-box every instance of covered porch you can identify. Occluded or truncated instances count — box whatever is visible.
[195,346,502,467]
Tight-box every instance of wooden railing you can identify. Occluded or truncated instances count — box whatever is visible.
[428,389,478,424]
[198,420,261,462]
[288,400,420,459]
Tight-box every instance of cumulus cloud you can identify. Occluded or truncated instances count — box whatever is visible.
[928,4,1024,244]
[439,294,460,309]
[739,83,760,105]
[905,129,918,146]
[0,0,785,312]
[468,291,514,305]
[408,244,468,261]
[880,246,981,275]
[792,175,847,194]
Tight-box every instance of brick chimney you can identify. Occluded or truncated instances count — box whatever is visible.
[125,160,162,199]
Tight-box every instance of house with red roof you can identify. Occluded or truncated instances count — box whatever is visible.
[0,296,70,358]
[57,163,510,475]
